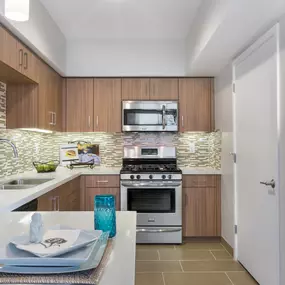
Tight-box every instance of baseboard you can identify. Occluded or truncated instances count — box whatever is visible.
[221,237,234,256]
[183,237,221,243]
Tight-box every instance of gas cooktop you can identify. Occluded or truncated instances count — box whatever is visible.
[120,163,181,174]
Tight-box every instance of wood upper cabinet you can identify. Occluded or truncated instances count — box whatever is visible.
[66,78,94,132]
[122,78,150,100]
[150,78,179,100]
[183,175,221,237]
[93,79,121,132]
[85,187,120,211]
[179,78,213,132]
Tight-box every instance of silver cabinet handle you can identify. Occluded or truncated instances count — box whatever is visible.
[49,111,53,125]
[97,180,109,184]
[57,196,60,211]
[24,52,28,70]
[162,105,166,129]
[19,49,23,66]
[137,228,182,233]
[88,115,91,128]
[51,197,56,211]
[96,116,99,127]
[260,179,275,189]
[181,115,184,127]
[53,112,56,126]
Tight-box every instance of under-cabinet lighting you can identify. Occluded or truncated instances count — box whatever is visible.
[20,128,53,134]
[5,0,30,22]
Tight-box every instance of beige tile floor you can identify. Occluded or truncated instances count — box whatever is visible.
[135,243,259,285]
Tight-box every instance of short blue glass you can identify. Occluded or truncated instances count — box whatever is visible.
[94,195,116,238]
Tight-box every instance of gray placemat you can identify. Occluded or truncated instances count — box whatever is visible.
[0,240,113,285]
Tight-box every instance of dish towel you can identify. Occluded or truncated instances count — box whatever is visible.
[0,240,113,285]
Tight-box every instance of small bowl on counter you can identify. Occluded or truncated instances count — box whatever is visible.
[33,160,59,173]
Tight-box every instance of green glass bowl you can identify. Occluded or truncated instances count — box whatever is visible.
[33,160,59,173]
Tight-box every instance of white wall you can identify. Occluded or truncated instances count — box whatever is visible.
[66,39,185,77]
[279,15,285,285]
[215,64,235,248]
[0,0,66,74]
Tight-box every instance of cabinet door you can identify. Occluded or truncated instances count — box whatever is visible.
[58,178,80,211]
[0,26,18,71]
[66,79,94,132]
[85,188,120,211]
[37,191,55,211]
[122,78,150,100]
[179,78,213,132]
[93,79,121,132]
[183,187,220,237]
[150,78,178,100]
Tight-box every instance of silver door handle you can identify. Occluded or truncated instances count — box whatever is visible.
[88,116,91,128]
[137,228,182,233]
[19,49,23,66]
[97,180,109,184]
[260,179,275,189]
[181,115,184,127]
[24,52,28,70]
[96,116,99,127]
[49,111,53,125]
[53,112,56,126]
[162,105,166,129]
[51,197,56,211]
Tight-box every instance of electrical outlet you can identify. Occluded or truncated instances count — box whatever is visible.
[189,142,196,153]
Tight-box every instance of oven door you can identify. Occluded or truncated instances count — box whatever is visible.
[122,101,178,132]
[121,181,182,226]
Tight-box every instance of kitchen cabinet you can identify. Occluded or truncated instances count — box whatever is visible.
[183,175,221,237]
[122,78,150,100]
[37,178,80,211]
[66,78,94,132]
[93,79,121,132]
[150,78,179,100]
[84,175,120,211]
[179,78,214,132]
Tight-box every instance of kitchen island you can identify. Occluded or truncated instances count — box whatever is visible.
[0,211,136,285]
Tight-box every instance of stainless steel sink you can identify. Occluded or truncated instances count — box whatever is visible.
[4,178,54,186]
[0,178,54,190]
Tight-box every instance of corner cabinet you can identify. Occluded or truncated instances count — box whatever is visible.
[183,175,221,237]
[179,78,214,132]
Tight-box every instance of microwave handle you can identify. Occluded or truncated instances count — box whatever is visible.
[162,105,166,129]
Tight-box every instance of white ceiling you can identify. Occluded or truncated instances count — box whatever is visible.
[40,0,202,40]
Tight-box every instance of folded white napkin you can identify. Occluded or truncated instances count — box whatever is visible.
[14,230,80,257]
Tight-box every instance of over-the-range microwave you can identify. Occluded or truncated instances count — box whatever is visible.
[122,101,178,132]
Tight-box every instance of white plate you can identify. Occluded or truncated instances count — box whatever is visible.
[0,232,109,274]
[0,226,102,267]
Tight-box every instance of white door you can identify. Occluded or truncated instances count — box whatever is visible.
[234,25,280,285]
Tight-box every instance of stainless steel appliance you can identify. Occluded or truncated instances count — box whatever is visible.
[122,101,178,132]
[120,146,182,244]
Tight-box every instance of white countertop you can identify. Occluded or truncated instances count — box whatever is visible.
[0,166,220,212]
[0,211,136,285]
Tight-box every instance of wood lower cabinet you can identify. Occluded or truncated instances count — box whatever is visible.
[93,79,121,132]
[150,78,179,100]
[179,78,213,132]
[37,178,80,211]
[66,78,94,132]
[122,78,150,100]
[183,175,221,237]
[84,175,120,211]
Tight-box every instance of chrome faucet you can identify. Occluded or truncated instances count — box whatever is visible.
[0,139,19,158]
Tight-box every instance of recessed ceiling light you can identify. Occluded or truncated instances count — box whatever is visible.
[5,0,30,22]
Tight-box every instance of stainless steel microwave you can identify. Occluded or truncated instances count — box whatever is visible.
[122,101,178,132]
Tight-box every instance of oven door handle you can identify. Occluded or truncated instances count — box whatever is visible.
[136,228,182,233]
[121,182,182,187]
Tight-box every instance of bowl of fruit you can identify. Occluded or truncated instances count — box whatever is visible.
[33,160,59,173]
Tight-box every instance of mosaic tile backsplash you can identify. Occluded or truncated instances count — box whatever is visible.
[0,82,221,178]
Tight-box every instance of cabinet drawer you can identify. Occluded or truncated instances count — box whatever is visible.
[85,175,120,188]
[183,175,217,188]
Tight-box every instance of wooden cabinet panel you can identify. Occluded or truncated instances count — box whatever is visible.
[150,78,178,100]
[58,178,80,211]
[179,78,213,132]
[85,175,120,188]
[122,78,150,100]
[85,187,120,211]
[183,175,217,188]
[183,187,221,237]
[66,78,94,132]
[93,79,121,132]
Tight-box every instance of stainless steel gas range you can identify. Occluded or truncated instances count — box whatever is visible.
[120,146,182,244]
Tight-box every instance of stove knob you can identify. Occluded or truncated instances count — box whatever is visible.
[162,175,166,180]
[136,175,141,180]
[130,175,134,180]
[149,175,153,179]
[168,175,172,179]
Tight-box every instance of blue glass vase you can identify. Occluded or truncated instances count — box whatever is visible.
[94,195,116,238]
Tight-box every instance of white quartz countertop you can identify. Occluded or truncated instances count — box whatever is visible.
[0,166,220,212]
[0,211,136,285]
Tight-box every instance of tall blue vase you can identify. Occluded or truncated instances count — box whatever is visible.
[94,195,116,238]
